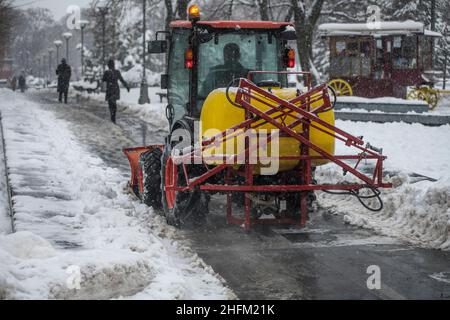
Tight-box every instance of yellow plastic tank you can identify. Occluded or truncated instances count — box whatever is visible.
[200,87,335,175]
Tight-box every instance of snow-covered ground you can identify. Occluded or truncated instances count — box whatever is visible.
[0,89,233,300]
[317,120,450,251]
[78,87,168,132]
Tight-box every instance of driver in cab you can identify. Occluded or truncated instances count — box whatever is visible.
[199,43,249,98]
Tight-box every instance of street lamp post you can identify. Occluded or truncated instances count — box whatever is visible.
[62,32,73,62]
[25,50,30,72]
[48,49,54,83]
[42,53,47,87]
[138,0,150,105]
[79,20,89,79]
[36,57,41,79]
[54,40,62,65]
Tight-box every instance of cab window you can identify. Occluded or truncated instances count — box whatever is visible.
[168,29,190,123]
[196,31,285,111]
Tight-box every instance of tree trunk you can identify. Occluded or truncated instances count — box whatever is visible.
[227,0,234,20]
[257,0,270,21]
[295,26,314,77]
[165,0,173,31]
[177,0,189,20]
[290,0,325,84]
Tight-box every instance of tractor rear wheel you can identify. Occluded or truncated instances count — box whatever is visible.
[285,192,316,220]
[161,150,209,228]
[139,148,163,210]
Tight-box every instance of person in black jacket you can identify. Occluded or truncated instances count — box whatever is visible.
[56,59,72,103]
[102,59,130,124]
[18,72,26,93]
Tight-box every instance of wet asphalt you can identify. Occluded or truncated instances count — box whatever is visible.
[31,91,450,300]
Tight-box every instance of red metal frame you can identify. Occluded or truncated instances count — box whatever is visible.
[161,73,391,231]
[124,72,392,231]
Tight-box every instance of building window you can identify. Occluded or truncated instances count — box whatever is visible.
[392,36,417,69]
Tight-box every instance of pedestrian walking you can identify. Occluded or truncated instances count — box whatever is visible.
[102,59,130,124]
[18,72,26,93]
[56,58,72,103]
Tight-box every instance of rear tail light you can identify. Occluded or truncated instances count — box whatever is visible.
[285,48,295,68]
[185,48,194,69]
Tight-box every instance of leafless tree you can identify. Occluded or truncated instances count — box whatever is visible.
[0,0,18,59]
[165,0,192,30]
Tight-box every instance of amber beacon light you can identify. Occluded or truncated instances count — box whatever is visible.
[188,4,201,21]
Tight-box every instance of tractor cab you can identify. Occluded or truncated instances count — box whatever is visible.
[149,8,297,131]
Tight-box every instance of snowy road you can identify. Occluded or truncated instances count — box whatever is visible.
[1,89,449,300]
[31,90,450,300]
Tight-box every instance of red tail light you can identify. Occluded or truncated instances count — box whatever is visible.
[286,49,295,68]
[185,48,194,69]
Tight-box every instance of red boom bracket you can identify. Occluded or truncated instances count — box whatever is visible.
[125,72,392,231]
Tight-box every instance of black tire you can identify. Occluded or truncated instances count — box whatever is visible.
[285,191,316,220]
[140,148,163,210]
[281,174,317,220]
[161,148,209,228]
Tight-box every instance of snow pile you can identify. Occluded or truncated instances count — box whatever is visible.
[316,120,450,250]
[337,96,428,105]
[122,65,160,87]
[119,88,169,131]
[0,89,233,300]
[72,80,99,91]
[434,95,450,115]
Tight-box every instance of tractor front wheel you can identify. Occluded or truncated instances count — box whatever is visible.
[161,151,209,228]
[139,148,163,210]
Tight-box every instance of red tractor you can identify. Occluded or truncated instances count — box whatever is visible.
[124,5,392,231]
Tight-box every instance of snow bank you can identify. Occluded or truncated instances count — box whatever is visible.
[337,96,427,105]
[317,120,450,250]
[119,88,169,131]
[0,89,233,300]
[122,66,160,87]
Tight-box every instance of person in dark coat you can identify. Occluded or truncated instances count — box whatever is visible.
[18,72,26,93]
[56,58,72,103]
[102,59,130,124]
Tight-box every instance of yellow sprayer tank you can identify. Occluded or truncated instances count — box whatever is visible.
[200,88,335,175]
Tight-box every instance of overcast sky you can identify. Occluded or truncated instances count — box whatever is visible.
[23,0,92,20]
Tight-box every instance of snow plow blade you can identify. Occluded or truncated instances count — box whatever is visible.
[123,145,163,196]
